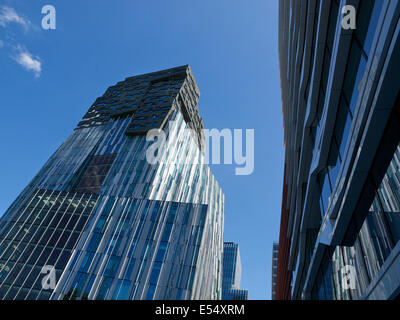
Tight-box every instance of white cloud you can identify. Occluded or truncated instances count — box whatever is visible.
[0,6,31,31]
[0,7,41,77]
[12,46,42,77]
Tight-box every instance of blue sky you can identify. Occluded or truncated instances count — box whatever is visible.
[0,0,284,299]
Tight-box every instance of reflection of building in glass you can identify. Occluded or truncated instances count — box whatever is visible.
[277,0,400,300]
[271,242,278,300]
[0,65,225,300]
[222,242,248,300]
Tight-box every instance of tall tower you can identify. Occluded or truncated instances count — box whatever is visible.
[0,65,225,300]
[222,242,248,300]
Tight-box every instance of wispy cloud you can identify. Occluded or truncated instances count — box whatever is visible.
[0,6,31,31]
[0,7,41,77]
[12,46,42,77]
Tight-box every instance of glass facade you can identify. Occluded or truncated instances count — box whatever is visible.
[222,242,248,300]
[0,65,225,300]
[278,0,400,300]
[0,190,99,300]
[312,145,400,300]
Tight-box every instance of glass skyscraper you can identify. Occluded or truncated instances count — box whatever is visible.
[0,65,225,300]
[222,242,248,300]
[277,0,400,300]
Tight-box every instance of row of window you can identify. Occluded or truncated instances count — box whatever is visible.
[317,0,383,221]
[310,0,385,299]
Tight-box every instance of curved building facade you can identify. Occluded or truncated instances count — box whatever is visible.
[277,0,400,300]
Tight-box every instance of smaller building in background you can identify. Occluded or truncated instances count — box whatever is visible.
[271,242,279,300]
[222,242,248,300]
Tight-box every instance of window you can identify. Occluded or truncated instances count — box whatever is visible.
[149,262,162,286]
[155,241,168,262]
[112,280,131,300]
[96,277,113,300]
[104,255,121,277]
[146,285,156,300]
[319,171,332,219]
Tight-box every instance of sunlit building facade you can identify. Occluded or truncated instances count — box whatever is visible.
[0,65,225,300]
[277,0,400,299]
